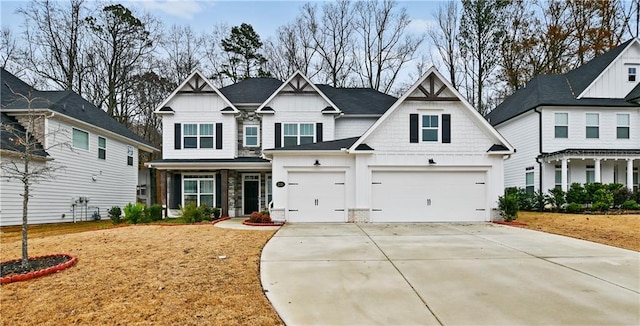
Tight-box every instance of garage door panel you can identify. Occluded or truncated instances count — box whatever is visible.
[288,172,345,222]
[371,171,486,222]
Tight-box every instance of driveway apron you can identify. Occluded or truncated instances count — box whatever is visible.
[260,223,640,325]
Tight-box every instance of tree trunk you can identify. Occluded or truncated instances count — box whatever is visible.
[21,159,29,269]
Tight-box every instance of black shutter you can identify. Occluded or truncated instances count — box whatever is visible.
[409,114,419,143]
[174,123,181,149]
[170,173,181,209]
[316,123,323,142]
[275,123,282,148]
[442,114,451,143]
[215,173,222,208]
[216,123,223,149]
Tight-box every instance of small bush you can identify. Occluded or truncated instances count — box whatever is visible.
[180,202,203,223]
[547,188,566,212]
[147,204,163,222]
[123,202,145,224]
[108,206,122,224]
[591,201,610,212]
[200,204,213,222]
[621,200,640,210]
[565,202,583,213]
[612,187,633,207]
[566,183,587,205]
[212,207,221,219]
[585,182,605,204]
[498,193,518,222]
[248,211,272,223]
[592,189,613,210]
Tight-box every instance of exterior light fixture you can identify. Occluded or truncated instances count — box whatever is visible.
[428,158,436,164]
[314,160,321,166]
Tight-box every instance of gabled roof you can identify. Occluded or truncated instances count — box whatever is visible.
[624,82,640,102]
[1,68,155,151]
[316,85,397,115]
[267,137,373,151]
[0,112,48,157]
[350,66,514,153]
[256,71,341,113]
[219,78,282,104]
[155,70,239,114]
[487,39,640,126]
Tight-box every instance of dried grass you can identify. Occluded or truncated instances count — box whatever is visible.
[0,225,283,325]
[517,211,640,251]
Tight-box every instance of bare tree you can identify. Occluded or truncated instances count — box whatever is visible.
[203,23,235,87]
[1,27,21,71]
[428,1,461,89]
[353,0,423,93]
[18,0,88,94]
[264,18,319,80]
[160,25,204,85]
[1,90,68,269]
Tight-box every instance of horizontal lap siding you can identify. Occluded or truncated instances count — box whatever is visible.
[495,111,539,190]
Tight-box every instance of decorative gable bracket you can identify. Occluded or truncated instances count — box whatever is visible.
[407,74,460,102]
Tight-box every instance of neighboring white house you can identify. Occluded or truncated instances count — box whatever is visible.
[0,68,157,226]
[148,67,513,222]
[486,39,640,193]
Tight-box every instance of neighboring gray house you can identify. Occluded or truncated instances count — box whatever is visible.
[0,68,157,226]
[486,39,640,193]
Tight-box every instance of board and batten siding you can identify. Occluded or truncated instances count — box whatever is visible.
[494,111,540,190]
[335,117,378,139]
[0,117,138,226]
[541,106,640,153]
[580,42,640,99]
[161,94,237,159]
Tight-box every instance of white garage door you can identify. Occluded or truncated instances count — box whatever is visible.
[371,171,486,222]
[287,172,346,222]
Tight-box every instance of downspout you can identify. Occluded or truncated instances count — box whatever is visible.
[534,107,543,191]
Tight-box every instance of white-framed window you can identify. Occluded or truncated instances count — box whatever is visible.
[554,165,562,189]
[283,123,314,146]
[629,67,637,82]
[266,174,272,205]
[586,165,595,183]
[183,175,215,207]
[634,167,638,191]
[98,136,106,160]
[421,115,439,142]
[525,168,534,194]
[554,113,568,138]
[183,123,214,149]
[617,113,630,139]
[127,145,134,166]
[72,128,89,150]
[244,125,259,147]
[586,113,599,139]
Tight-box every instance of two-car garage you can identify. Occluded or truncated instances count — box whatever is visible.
[285,170,488,223]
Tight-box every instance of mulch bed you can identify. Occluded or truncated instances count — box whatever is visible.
[242,220,285,226]
[1,254,77,284]
[493,221,528,226]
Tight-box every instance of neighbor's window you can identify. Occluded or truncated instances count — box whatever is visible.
[283,123,314,146]
[586,113,599,139]
[554,113,568,138]
[244,125,259,147]
[634,168,638,191]
[72,128,89,150]
[98,136,106,160]
[525,170,534,194]
[629,67,637,82]
[422,115,439,142]
[617,113,630,139]
[127,146,134,166]
[554,165,562,189]
[586,165,595,184]
[183,175,214,207]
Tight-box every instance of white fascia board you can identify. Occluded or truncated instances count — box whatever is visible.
[154,70,239,114]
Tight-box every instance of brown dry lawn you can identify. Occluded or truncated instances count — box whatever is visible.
[517,211,640,251]
[0,224,283,325]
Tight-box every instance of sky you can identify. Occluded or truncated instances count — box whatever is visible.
[0,0,445,88]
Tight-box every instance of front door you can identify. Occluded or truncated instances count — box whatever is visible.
[243,174,260,215]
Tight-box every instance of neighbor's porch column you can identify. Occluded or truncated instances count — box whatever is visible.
[594,159,601,183]
[627,159,635,190]
[561,158,568,192]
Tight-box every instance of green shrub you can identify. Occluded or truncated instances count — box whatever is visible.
[212,207,221,219]
[566,183,587,205]
[621,200,640,210]
[532,190,547,212]
[547,188,566,212]
[592,188,613,209]
[612,187,633,207]
[123,203,145,224]
[146,204,163,221]
[200,204,213,222]
[585,182,605,204]
[497,193,518,222]
[565,202,584,213]
[591,201,610,212]
[108,206,122,224]
[180,202,202,223]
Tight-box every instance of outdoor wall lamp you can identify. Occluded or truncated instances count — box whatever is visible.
[428,158,436,164]
[314,160,321,166]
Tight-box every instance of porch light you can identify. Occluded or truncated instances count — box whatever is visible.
[428,158,436,165]
[314,160,321,166]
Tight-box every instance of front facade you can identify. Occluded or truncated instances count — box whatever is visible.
[0,69,157,226]
[487,39,640,193]
[150,68,513,222]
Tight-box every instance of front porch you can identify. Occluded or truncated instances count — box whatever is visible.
[539,149,640,191]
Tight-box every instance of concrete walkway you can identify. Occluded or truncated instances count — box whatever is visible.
[260,223,640,325]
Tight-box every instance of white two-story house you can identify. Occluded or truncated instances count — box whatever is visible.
[1,69,157,226]
[149,68,513,222]
[486,38,640,193]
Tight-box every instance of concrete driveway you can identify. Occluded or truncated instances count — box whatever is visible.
[260,223,640,325]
